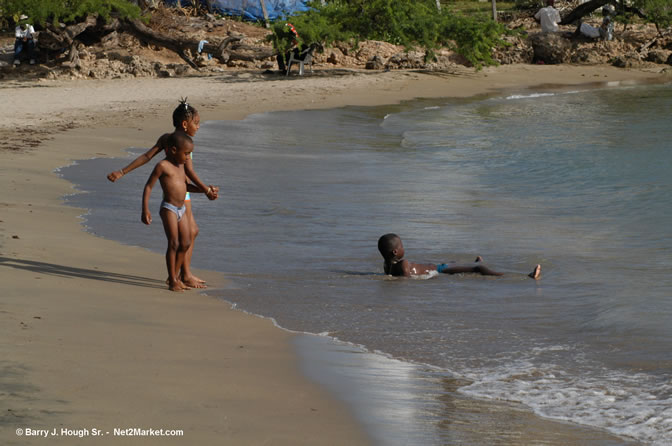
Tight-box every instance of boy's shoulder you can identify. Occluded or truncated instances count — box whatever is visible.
[387,259,409,277]
[155,158,177,172]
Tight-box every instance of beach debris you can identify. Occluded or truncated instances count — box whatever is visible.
[530,32,572,64]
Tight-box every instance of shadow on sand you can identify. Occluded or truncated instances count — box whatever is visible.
[0,257,165,289]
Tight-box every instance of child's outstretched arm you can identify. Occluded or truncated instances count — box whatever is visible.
[107,134,168,182]
[141,164,162,225]
[184,158,218,200]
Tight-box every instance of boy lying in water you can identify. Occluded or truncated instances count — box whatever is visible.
[377,233,541,279]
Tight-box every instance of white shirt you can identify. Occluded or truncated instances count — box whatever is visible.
[15,24,35,39]
[535,6,561,33]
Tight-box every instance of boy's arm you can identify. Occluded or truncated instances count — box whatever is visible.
[186,183,219,199]
[107,134,167,182]
[187,183,205,193]
[184,158,218,200]
[141,163,162,225]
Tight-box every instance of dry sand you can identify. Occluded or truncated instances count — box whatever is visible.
[1,64,668,445]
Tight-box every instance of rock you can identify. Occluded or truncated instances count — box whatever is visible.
[326,48,344,65]
[101,31,120,48]
[611,56,628,67]
[196,54,212,67]
[529,32,572,64]
[611,52,641,68]
[355,40,400,62]
[646,49,672,64]
[128,55,156,76]
[365,55,385,70]
[572,46,610,64]
[386,51,426,69]
[157,68,175,78]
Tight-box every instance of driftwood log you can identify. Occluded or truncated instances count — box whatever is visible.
[36,14,276,70]
[126,19,275,67]
[560,0,612,25]
[560,0,646,25]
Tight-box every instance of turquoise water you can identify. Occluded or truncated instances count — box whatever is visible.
[61,81,672,445]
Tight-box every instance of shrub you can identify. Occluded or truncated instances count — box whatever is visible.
[637,0,672,33]
[0,0,141,27]
[268,0,509,68]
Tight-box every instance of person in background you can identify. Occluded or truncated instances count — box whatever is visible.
[535,0,562,33]
[575,5,615,41]
[14,14,36,65]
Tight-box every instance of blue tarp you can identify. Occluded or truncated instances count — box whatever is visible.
[164,0,310,21]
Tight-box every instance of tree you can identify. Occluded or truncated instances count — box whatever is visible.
[560,0,669,34]
[0,0,141,26]
[637,0,672,34]
[269,0,509,68]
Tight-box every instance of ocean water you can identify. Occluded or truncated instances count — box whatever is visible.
[61,81,672,445]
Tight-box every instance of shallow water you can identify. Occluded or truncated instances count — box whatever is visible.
[61,81,672,445]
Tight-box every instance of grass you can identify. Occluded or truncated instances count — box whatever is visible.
[443,0,519,15]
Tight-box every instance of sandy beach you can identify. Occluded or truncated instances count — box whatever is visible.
[1,64,668,445]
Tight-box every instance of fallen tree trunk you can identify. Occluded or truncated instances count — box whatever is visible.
[560,0,612,25]
[38,15,99,52]
[560,0,646,25]
[126,19,275,68]
[36,14,276,70]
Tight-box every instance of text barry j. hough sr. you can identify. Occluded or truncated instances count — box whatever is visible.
[16,427,184,438]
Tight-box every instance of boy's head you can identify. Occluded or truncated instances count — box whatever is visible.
[546,0,554,6]
[166,132,194,164]
[378,233,404,261]
[172,98,200,136]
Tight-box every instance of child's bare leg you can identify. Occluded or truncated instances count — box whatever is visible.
[180,202,206,288]
[529,264,542,280]
[473,264,504,276]
[160,208,187,291]
[440,263,504,276]
[175,212,193,289]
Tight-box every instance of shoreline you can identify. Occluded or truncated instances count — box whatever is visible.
[2,64,667,445]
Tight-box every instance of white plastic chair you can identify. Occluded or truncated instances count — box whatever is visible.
[286,46,314,76]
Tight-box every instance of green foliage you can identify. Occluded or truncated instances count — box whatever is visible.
[513,0,541,11]
[268,0,509,68]
[636,0,672,32]
[0,0,141,27]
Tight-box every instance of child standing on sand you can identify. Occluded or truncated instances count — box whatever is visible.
[107,99,218,288]
[378,233,541,279]
[142,132,201,291]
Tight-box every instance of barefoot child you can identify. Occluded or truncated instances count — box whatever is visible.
[142,133,202,291]
[108,99,218,288]
[378,233,541,279]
